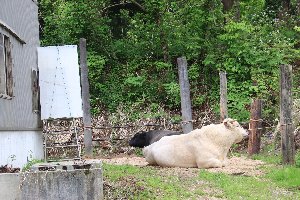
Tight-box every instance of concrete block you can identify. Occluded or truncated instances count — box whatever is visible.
[0,173,21,200]
[21,160,103,200]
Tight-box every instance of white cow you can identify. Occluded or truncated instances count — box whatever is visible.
[143,118,248,168]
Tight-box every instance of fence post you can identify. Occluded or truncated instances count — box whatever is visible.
[80,38,93,157]
[280,64,295,165]
[177,57,193,134]
[219,71,228,122]
[248,99,263,155]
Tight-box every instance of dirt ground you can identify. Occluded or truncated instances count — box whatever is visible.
[101,155,266,177]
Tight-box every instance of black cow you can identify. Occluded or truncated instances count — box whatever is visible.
[129,130,183,148]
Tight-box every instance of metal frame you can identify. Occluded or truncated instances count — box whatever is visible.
[43,118,81,162]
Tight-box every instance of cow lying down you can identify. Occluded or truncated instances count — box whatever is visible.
[129,130,183,148]
[143,118,248,168]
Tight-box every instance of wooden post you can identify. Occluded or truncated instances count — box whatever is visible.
[80,38,93,157]
[177,57,193,134]
[219,71,228,122]
[248,99,263,155]
[280,64,295,165]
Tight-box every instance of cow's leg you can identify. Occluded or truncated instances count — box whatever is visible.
[196,158,223,168]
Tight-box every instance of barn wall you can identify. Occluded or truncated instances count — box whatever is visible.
[0,0,41,130]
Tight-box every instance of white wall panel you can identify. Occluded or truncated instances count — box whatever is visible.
[0,130,43,168]
[38,45,83,120]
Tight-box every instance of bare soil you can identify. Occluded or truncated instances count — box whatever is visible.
[101,155,265,177]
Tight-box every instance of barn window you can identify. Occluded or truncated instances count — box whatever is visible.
[0,33,13,99]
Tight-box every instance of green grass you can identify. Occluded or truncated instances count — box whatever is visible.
[103,150,300,199]
[199,169,300,200]
[266,166,300,189]
[103,164,201,199]
[103,163,300,200]
[22,159,44,172]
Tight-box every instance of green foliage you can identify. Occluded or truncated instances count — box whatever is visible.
[163,82,181,107]
[204,8,299,120]
[39,0,300,120]
[22,159,44,172]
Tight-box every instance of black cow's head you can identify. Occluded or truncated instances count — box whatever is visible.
[129,131,150,148]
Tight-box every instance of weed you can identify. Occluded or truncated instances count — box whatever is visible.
[134,148,143,157]
[22,159,44,172]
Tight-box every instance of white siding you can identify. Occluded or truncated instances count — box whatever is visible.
[0,130,43,168]
[0,0,43,167]
[0,0,40,130]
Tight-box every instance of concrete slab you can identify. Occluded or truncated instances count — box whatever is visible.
[21,159,103,200]
[0,160,103,200]
[0,173,21,200]
[30,159,102,172]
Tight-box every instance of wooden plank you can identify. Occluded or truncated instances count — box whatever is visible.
[248,99,263,155]
[4,36,13,97]
[280,64,295,165]
[31,69,39,112]
[177,57,193,134]
[219,71,228,122]
[80,38,93,157]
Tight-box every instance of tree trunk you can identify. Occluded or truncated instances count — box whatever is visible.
[297,0,300,17]
[235,0,241,21]
[221,0,235,11]
[279,0,291,20]
[282,0,291,12]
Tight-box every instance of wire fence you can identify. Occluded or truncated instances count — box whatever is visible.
[43,107,300,160]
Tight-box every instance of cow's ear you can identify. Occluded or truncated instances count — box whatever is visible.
[223,118,229,127]
[223,118,234,128]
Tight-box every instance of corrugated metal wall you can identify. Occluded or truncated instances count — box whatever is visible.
[0,0,40,130]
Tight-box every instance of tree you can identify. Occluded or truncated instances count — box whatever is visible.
[38,0,300,120]
[221,0,235,11]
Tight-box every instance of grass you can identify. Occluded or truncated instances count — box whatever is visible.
[103,164,199,199]
[266,166,300,189]
[103,164,300,199]
[103,150,300,200]
[199,169,299,200]
[22,159,44,172]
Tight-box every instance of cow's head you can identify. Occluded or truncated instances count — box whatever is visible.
[129,131,148,148]
[223,118,248,143]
